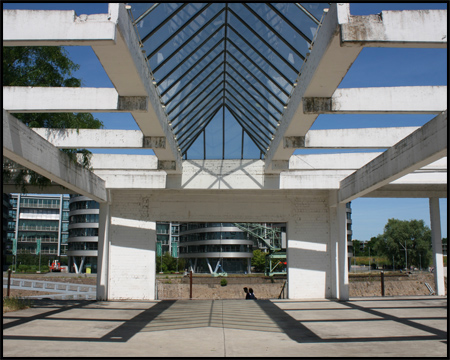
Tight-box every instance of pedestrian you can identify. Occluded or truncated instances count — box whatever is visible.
[244,287,251,299]
[248,288,257,300]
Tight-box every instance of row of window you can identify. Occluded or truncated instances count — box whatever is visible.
[180,223,238,232]
[180,231,247,242]
[69,200,100,211]
[19,198,61,207]
[69,214,99,224]
[69,228,99,237]
[179,245,252,254]
[68,242,98,251]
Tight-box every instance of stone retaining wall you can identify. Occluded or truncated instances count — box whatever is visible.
[157,273,447,300]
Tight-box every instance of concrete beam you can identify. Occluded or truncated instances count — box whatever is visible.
[32,129,143,148]
[93,4,182,171]
[2,10,116,46]
[339,110,447,203]
[87,154,159,170]
[3,109,107,202]
[303,86,446,114]
[3,4,182,171]
[3,87,147,113]
[341,10,447,48]
[265,3,362,171]
[284,127,420,149]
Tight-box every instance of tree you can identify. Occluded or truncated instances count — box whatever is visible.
[373,218,432,269]
[3,46,103,190]
[251,249,266,272]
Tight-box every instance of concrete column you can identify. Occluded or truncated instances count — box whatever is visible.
[337,203,349,301]
[329,200,339,299]
[97,197,111,300]
[429,198,445,296]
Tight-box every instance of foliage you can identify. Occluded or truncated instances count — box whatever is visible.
[369,219,432,269]
[3,296,32,313]
[352,256,390,268]
[3,46,103,190]
[156,252,185,273]
[11,254,64,272]
[220,279,227,286]
[251,249,267,272]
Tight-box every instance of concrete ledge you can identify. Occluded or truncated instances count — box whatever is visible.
[341,10,447,48]
[3,10,116,46]
[339,110,447,202]
[3,110,107,202]
[3,87,148,113]
[303,86,447,114]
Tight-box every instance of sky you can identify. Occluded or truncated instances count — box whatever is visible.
[3,2,447,241]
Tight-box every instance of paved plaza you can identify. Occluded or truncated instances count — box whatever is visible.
[2,295,447,357]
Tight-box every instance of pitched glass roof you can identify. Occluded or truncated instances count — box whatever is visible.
[127,3,328,159]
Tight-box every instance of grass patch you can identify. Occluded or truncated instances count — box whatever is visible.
[3,296,32,313]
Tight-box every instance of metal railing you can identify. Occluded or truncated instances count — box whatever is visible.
[19,225,59,231]
[18,237,58,243]
[19,203,60,209]
[16,249,58,255]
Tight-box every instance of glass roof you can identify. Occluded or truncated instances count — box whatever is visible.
[127,3,329,159]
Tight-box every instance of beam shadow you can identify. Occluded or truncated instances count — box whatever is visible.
[3,298,448,346]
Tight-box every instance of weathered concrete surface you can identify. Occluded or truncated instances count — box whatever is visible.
[303,86,447,114]
[3,110,107,203]
[3,297,447,357]
[341,10,447,48]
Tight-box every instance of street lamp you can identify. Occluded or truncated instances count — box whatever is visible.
[399,241,407,270]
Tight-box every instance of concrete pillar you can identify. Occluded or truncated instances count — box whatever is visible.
[329,198,339,299]
[97,198,111,300]
[429,198,445,296]
[337,203,349,301]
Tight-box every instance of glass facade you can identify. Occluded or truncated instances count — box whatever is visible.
[6,194,69,257]
[127,3,328,160]
[67,195,100,274]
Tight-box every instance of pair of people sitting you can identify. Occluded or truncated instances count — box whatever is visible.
[243,287,257,300]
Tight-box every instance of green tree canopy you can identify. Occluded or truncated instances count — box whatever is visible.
[251,249,266,272]
[3,46,103,190]
[371,218,432,269]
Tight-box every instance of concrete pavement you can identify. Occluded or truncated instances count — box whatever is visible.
[3,296,447,357]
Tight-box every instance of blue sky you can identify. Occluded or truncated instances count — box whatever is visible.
[3,2,447,240]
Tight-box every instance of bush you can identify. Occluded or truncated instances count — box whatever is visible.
[220,279,227,286]
[3,296,32,312]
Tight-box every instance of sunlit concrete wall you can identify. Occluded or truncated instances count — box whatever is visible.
[103,189,338,300]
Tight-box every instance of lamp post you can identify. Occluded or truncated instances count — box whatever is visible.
[369,247,371,272]
[399,241,407,270]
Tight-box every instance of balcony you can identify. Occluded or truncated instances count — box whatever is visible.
[18,237,58,243]
[18,225,59,231]
[16,249,58,255]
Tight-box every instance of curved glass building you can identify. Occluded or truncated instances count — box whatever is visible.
[178,223,255,274]
[67,195,99,273]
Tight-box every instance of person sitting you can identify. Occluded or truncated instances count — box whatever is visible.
[248,288,257,300]
[244,287,251,299]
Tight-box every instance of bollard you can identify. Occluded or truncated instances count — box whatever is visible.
[189,270,193,299]
[381,271,385,297]
[7,269,12,297]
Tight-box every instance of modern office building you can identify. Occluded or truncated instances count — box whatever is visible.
[2,193,13,270]
[6,194,69,258]
[67,194,100,274]
[178,222,286,274]
[156,222,180,257]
